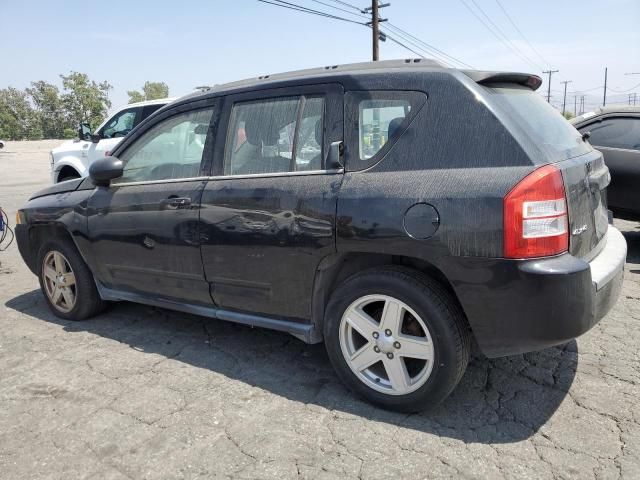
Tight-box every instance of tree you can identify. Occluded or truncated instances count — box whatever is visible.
[127,81,169,103]
[26,81,66,138]
[60,72,112,130]
[127,90,145,104]
[0,87,41,140]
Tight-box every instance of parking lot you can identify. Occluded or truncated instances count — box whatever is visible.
[0,140,639,479]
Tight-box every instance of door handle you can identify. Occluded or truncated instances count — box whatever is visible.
[161,196,192,209]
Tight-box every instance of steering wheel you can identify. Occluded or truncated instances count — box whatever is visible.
[110,129,131,138]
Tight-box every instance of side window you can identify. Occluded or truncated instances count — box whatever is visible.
[345,91,427,170]
[584,117,640,151]
[114,108,214,184]
[140,104,165,122]
[101,108,139,139]
[359,99,410,160]
[225,96,325,175]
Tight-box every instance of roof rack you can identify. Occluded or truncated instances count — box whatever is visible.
[214,58,446,91]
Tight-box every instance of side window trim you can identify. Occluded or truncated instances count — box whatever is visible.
[344,90,428,171]
[212,84,344,178]
[111,106,216,185]
[223,95,319,176]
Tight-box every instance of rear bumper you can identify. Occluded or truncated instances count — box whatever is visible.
[448,226,626,357]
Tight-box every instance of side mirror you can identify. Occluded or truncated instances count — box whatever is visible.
[89,156,123,186]
[90,133,101,143]
[78,122,92,141]
[327,141,344,169]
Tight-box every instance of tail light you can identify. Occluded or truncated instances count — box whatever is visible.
[504,165,568,258]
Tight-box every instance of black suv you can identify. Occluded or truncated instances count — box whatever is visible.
[15,59,626,411]
[571,106,640,216]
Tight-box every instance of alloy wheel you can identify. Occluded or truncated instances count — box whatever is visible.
[339,294,435,396]
[42,250,77,313]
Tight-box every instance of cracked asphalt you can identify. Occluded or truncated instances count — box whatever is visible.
[1,140,639,479]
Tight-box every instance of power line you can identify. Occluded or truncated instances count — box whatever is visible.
[381,24,460,67]
[323,0,362,11]
[459,0,541,71]
[607,82,640,93]
[378,29,429,60]
[468,0,542,70]
[259,0,473,67]
[257,0,366,25]
[385,22,474,68]
[309,0,368,18]
[494,0,553,68]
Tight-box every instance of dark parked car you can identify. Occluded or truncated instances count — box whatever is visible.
[571,106,640,216]
[15,59,626,411]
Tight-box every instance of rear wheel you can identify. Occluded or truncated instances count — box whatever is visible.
[324,267,470,412]
[37,238,106,320]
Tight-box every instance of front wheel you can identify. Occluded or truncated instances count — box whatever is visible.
[37,238,106,320]
[324,267,470,412]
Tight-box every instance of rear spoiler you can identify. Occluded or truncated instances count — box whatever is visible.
[462,71,543,90]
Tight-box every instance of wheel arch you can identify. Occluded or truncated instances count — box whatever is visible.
[311,252,470,342]
[53,157,86,183]
[25,223,78,274]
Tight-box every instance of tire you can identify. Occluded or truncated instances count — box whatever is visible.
[324,266,470,412]
[37,237,106,320]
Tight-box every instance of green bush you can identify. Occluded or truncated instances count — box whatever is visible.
[63,128,76,139]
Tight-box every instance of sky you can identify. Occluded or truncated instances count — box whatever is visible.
[1,0,638,113]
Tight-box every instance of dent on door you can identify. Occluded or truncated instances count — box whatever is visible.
[199,174,339,320]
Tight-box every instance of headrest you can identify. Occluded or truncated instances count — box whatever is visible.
[245,116,279,146]
[388,117,405,139]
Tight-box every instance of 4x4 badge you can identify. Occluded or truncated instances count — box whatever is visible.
[572,224,588,235]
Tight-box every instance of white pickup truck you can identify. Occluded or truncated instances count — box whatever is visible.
[50,98,174,183]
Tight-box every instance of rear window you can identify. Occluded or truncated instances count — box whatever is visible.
[486,85,591,160]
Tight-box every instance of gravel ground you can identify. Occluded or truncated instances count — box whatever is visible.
[1,140,639,479]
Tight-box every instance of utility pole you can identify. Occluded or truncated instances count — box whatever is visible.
[560,80,572,115]
[603,67,608,106]
[580,95,585,115]
[372,1,379,61]
[574,95,577,116]
[543,70,559,103]
[363,2,389,61]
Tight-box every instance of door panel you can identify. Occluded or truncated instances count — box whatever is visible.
[86,104,217,303]
[200,84,344,320]
[200,173,339,319]
[87,180,211,303]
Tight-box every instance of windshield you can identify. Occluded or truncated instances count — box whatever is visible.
[486,84,591,161]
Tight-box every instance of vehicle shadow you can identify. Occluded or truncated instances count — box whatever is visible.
[621,229,640,269]
[6,290,577,444]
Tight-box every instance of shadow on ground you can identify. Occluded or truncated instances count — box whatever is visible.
[622,227,640,271]
[6,289,577,444]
